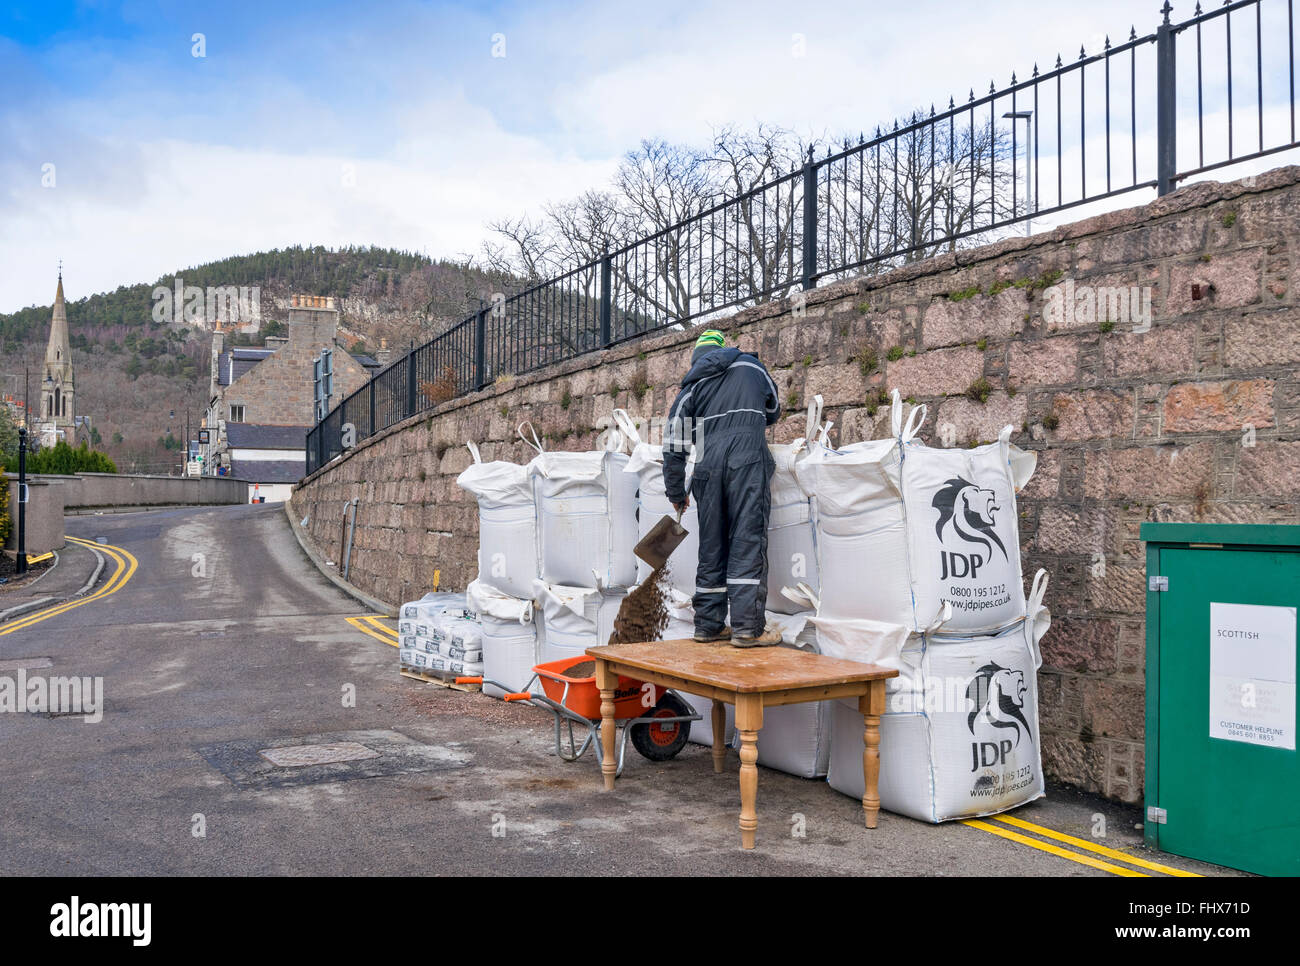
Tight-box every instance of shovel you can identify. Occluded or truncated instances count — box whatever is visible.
[633,510,688,571]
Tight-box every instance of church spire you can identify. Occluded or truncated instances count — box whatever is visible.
[40,267,76,436]
[45,270,71,367]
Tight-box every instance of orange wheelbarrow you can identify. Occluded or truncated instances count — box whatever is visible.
[459,655,699,777]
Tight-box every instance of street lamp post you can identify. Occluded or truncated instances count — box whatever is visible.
[16,428,27,575]
[1003,110,1035,237]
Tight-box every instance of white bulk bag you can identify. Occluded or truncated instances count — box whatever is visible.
[533,420,640,589]
[456,440,540,600]
[897,424,1036,635]
[616,410,700,596]
[533,579,627,665]
[467,579,541,699]
[766,396,833,615]
[827,570,1050,822]
[797,391,1035,634]
[792,405,915,627]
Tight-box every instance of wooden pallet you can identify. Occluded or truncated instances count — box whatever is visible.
[399,665,481,693]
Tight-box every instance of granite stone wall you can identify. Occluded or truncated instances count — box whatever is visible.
[293,166,1300,801]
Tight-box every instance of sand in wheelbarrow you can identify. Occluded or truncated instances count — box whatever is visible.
[607,565,671,647]
[565,660,596,679]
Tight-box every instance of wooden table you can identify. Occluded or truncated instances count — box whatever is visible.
[586,638,897,850]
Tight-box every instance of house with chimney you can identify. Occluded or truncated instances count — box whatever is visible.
[205,295,378,501]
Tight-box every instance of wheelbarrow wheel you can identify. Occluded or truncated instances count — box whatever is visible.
[630,692,692,762]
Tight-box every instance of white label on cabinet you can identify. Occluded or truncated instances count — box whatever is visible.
[1209,602,1296,750]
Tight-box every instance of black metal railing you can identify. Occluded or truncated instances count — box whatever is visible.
[306,0,1299,475]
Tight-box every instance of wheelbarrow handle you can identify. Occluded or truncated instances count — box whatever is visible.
[502,692,532,702]
[454,676,483,685]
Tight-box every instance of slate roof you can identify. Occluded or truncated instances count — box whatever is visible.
[224,423,312,449]
[216,347,276,386]
[228,459,305,484]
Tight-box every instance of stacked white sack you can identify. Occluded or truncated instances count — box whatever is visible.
[615,410,699,597]
[467,579,541,699]
[766,395,834,615]
[532,579,627,665]
[532,420,640,589]
[795,390,1036,634]
[455,439,540,599]
[398,595,486,677]
[398,591,468,635]
[825,570,1051,822]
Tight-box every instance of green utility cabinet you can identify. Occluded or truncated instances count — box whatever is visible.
[1142,523,1300,877]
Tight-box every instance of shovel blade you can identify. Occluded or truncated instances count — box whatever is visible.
[633,514,688,571]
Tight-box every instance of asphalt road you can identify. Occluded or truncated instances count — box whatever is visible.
[0,504,1233,876]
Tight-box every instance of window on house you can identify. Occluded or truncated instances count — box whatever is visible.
[229,404,245,422]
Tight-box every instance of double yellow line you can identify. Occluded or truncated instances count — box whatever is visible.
[963,813,1202,877]
[0,536,138,637]
[345,614,399,647]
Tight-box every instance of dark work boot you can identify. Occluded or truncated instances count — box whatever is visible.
[694,625,732,643]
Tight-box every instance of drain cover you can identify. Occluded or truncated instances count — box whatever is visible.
[259,741,380,767]
[198,729,470,789]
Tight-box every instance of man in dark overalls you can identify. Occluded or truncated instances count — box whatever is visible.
[663,330,782,647]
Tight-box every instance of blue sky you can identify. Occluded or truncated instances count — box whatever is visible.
[2,0,1296,312]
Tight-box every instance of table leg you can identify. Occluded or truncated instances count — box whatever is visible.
[711,699,726,773]
[735,693,763,850]
[595,659,617,791]
[859,680,886,829]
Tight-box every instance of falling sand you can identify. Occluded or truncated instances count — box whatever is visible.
[607,565,671,646]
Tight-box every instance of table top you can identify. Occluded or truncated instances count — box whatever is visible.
[586,639,897,693]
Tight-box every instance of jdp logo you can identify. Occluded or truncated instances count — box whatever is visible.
[931,476,1007,580]
[966,661,1033,773]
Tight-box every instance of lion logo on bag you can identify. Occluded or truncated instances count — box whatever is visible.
[932,476,1008,561]
[965,662,1033,745]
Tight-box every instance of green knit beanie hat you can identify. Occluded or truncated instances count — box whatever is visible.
[691,329,726,363]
